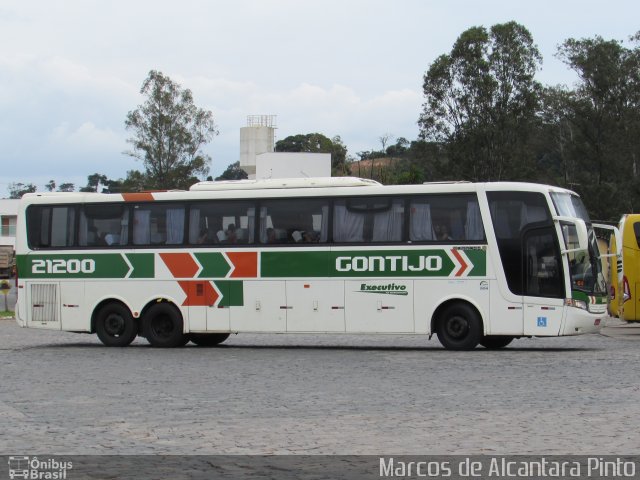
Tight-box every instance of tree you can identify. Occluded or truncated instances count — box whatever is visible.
[79,173,109,192]
[45,180,56,192]
[215,161,248,181]
[275,133,350,176]
[549,33,640,218]
[8,182,36,198]
[57,183,75,192]
[419,21,542,181]
[125,70,218,190]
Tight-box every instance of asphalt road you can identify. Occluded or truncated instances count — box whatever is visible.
[1,317,639,456]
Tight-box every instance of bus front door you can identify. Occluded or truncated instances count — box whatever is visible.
[522,227,565,335]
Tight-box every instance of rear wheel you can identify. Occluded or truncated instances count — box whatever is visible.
[143,303,187,348]
[436,303,483,350]
[190,333,231,347]
[95,303,137,347]
[480,336,514,349]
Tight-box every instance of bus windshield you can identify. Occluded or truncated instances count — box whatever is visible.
[551,192,606,296]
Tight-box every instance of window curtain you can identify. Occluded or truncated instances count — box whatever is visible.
[78,212,89,246]
[133,209,151,245]
[166,208,185,244]
[259,207,268,243]
[490,202,511,238]
[320,205,329,242]
[465,201,484,240]
[119,211,129,245]
[246,207,255,243]
[373,200,403,241]
[410,203,434,241]
[519,204,548,231]
[188,208,201,243]
[333,204,364,242]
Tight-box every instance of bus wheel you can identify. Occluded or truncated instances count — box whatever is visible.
[95,303,138,347]
[480,336,514,349]
[190,333,231,347]
[436,303,482,350]
[143,303,187,348]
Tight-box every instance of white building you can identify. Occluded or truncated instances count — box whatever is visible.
[239,115,331,179]
[0,199,19,249]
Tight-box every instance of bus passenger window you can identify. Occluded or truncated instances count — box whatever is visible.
[79,204,129,247]
[409,194,484,243]
[259,199,328,244]
[188,201,255,245]
[133,204,185,246]
[333,197,403,243]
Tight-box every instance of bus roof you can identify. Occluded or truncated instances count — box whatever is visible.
[19,178,577,204]
[189,177,382,191]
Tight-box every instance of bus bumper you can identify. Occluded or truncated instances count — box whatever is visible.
[561,309,604,335]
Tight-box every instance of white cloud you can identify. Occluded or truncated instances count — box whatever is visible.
[48,121,124,151]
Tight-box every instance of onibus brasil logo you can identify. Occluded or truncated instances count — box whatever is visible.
[8,456,72,479]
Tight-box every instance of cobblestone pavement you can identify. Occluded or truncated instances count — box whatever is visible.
[1,318,639,456]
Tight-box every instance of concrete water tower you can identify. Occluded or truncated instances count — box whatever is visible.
[239,115,276,179]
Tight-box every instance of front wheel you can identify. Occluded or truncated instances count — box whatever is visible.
[436,303,483,350]
[190,333,231,347]
[143,303,188,348]
[95,303,138,347]
[480,336,514,349]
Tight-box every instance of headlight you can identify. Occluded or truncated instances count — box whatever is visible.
[565,298,588,310]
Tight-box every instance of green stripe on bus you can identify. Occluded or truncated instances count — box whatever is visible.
[214,280,243,307]
[261,249,486,278]
[194,252,232,278]
[126,253,155,278]
[465,249,487,276]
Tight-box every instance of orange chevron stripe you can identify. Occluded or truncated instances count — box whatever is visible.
[159,252,200,278]
[121,192,155,202]
[227,251,258,278]
[178,281,219,306]
[451,249,468,277]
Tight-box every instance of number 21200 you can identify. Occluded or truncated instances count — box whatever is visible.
[32,259,96,274]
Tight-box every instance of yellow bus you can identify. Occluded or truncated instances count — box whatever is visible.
[609,214,640,322]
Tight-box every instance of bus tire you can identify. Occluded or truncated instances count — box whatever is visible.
[190,333,231,347]
[436,303,482,350]
[143,303,187,348]
[480,336,514,349]
[95,303,138,347]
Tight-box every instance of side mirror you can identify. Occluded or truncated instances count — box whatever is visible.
[593,223,622,258]
[553,216,588,254]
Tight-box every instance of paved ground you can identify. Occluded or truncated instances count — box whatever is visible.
[1,317,639,456]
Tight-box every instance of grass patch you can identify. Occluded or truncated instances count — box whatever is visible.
[0,310,14,317]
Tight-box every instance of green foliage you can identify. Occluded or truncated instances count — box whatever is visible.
[419,21,542,181]
[275,133,350,176]
[216,161,248,181]
[125,70,218,190]
[547,33,640,220]
[8,182,36,198]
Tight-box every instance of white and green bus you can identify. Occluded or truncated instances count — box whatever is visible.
[14,177,609,350]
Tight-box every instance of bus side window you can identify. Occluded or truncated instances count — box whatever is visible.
[633,222,640,249]
[26,206,75,249]
[333,197,403,243]
[133,204,185,246]
[189,201,255,245]
[79,204,129,247]
[409,194,484,243]
[260,199,329,244]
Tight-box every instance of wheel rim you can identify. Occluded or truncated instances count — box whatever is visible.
[445,315,469,340]
[104,313,125,337]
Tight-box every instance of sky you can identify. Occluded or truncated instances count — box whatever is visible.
[0,0,638,195]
